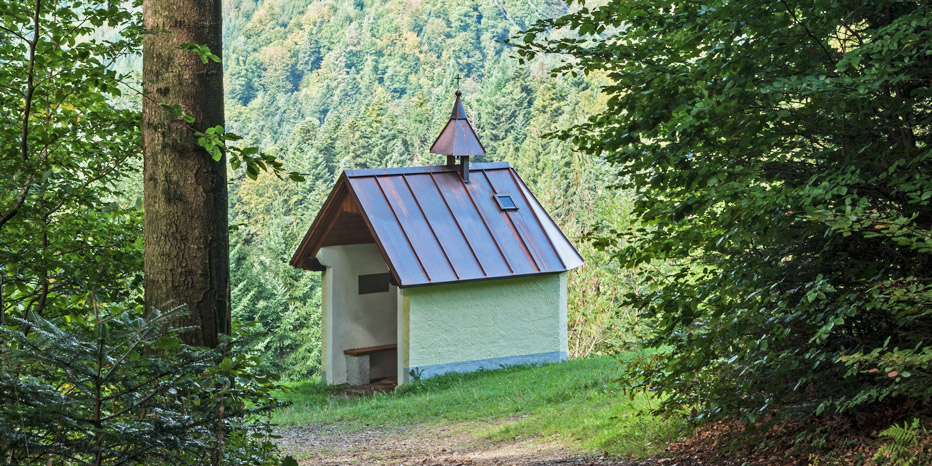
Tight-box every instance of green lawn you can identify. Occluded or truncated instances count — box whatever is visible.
[272,354,686,457]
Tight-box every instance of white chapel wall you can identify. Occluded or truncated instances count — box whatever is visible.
[317,243,397,385]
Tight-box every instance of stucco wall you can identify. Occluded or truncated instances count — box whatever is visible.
[317,243,397,385]
[398,272,568,383]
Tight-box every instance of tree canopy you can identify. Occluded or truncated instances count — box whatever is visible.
[0,1,285,464]
[520,0,932,430]
[0,0,143,327]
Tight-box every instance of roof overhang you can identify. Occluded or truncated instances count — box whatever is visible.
[290,162,584,288]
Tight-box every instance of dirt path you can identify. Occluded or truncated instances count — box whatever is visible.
[274,421,670,466]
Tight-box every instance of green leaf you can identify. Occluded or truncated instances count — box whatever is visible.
[179,42,221,64]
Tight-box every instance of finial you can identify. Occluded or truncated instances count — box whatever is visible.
[455,75,462,90]
[428,81,486,160]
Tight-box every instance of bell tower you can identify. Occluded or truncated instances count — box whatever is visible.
[428,86,486,183]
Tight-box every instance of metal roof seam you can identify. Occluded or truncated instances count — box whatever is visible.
[372,175,433,282]
[343,180,406,287]
[505,167,568,270]
[426,171,488,277]
[513,170,584,267]
[290,163,584,286]
[476,169,542,273]
[460,170,515,274]
[400,174,460,280]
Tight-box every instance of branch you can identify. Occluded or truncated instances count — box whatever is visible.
[21,0,42,163]
[31,231,50,318]
[0,270,5,329]
[0,183,32,234]
[2,1,43,238]
[777,0,837,66]
[0,24,28,42]
[38,151,133,220]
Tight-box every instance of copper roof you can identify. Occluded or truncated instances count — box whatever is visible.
[290,162,583,287]
[429,90,486,157]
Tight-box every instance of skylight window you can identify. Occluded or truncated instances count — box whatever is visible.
[494,194,518,211]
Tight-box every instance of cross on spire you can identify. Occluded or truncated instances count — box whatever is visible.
[455,75,462,89]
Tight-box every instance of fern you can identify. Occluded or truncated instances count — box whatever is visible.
[874,418,928,466]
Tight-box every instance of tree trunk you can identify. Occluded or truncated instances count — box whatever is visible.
[142,0,229,347]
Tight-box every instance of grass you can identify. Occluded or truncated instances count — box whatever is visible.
[272,354,686,457]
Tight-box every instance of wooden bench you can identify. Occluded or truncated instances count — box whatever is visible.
[344,344,397,385]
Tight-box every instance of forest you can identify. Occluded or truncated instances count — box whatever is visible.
[218,0,634,380]
[1,0,930,464]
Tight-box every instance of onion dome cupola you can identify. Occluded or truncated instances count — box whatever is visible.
[429,88,485,183]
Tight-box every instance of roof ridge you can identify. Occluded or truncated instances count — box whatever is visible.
[343,161,512,178]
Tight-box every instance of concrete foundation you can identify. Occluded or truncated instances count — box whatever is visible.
[345,354,370,386]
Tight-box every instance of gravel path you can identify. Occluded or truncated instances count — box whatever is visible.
[274,421,677,466]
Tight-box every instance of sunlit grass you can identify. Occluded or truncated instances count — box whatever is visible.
[271,354,685,457]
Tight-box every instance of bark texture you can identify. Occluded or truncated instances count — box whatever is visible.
[142,0,229,347]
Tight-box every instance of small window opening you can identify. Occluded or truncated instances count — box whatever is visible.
[358,273,391,294]
[494,194,518,211]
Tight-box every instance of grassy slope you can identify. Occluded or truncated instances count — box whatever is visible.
[273,355,685,457]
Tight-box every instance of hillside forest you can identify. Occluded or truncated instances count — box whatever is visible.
[212,0,637,379]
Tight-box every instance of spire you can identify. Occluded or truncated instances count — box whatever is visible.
[450,90,468,120]
[429,89,486,158]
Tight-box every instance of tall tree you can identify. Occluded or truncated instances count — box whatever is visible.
[142,0,229,346]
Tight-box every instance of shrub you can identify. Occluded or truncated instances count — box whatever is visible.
[0,307,285,465]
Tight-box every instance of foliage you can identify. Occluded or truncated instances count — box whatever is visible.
[0,0,301,358]
[874,419,931,466]
[0,2,292,464]
[272,354,685,457]
[518,0,932,430]
[0,306,285,466]
[157,97,304,184]
[230,168,325,380]
[0,0,144,326]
